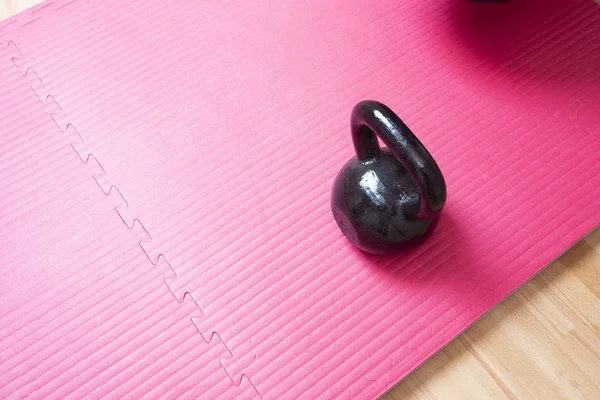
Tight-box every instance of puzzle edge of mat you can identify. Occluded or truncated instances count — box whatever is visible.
[0,34,263,399]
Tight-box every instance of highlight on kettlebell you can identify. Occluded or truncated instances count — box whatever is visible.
[331,100,447,255]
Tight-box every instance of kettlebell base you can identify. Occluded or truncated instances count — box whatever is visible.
[332,207,440,255]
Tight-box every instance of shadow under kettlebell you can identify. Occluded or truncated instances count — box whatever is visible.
[331,101,447,255]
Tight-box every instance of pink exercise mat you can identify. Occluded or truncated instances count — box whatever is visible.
[0,44,260,399]
[1,0,599,398]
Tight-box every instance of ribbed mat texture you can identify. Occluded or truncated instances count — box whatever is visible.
[1,0,599,398]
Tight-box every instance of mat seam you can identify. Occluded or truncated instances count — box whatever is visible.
[1,36,263,400]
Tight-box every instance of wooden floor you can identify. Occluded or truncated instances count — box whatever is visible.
[384,228,600,400]
[2,1,599,399]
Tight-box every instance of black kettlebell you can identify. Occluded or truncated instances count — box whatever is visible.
[331,100,447,254]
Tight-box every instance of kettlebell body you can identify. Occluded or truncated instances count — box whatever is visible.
[331,101,447,255]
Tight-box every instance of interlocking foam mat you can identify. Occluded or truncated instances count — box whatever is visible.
[1,0,599,398]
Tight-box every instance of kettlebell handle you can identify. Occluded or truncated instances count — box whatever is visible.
[351,100,446,220]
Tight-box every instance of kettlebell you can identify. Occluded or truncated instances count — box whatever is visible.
[331,100,447,254]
